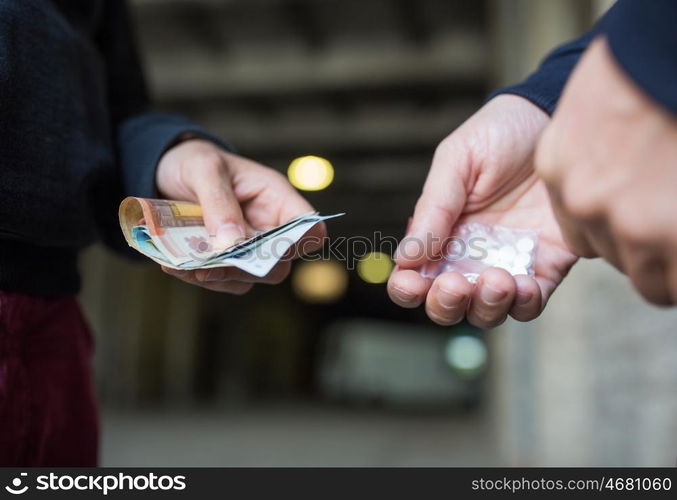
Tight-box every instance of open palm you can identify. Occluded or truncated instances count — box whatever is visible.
[458,173,577,305]
[388,95,577,327]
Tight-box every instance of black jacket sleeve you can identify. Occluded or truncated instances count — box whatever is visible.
[489,0,677,116]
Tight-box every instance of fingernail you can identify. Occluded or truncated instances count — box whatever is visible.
[215,224,245,249]
[516,289,533,305]
[437,287,464,309]
[391,286,416,303]
[480,284,507,305]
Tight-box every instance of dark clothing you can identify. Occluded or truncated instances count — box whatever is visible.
[491,0,677,116]
[0,0,230,296]
[488,30,598,115]
[0,0,236,466]
[604,0,677,114]
[0,0,235,467]
[0,292,98,466]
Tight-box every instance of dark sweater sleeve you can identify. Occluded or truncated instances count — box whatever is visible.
[97,0,234,198]
[93,0,233,253]
[604,0,677,115]
[487,14,609,116]
[487,30,596,115]
[489,0,677,116]
[117,113,233,199]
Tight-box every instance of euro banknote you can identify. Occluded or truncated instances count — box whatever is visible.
[119,197,343,277]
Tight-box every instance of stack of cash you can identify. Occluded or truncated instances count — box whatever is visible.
[119,197,343,277]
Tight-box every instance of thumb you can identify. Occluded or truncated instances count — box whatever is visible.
[395,144,468,268]
[192,161,247,250]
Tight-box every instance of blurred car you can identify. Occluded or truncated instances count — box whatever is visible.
[318,318,486,409]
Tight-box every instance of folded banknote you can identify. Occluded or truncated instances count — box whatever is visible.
[119,197,343,277]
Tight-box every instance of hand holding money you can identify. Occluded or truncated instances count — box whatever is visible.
[119,197,341,274]
[130,140,333,293]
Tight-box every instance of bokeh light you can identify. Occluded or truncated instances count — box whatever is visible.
[287,155,335,191]
[357,252,394,284]
[444,335,487,374]
[292,260,348,303]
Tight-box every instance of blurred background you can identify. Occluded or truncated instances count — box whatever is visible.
[80,0,677,466]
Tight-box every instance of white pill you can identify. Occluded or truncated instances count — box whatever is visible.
[513,252,532,268]
[516,237,535,253]
[498,245,517,263]
[464,273,479,284]
[496,262,513,272]
[483,248,499,266]
[511,266,529,276]
[448,240,464,258]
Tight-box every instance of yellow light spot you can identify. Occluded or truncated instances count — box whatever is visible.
[292,260,348,303]
[287,155,335,191]
[357,252,394,284]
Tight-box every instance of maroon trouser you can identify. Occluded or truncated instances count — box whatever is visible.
[0,291,98,466]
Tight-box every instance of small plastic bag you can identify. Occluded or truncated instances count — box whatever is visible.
[419,222,538,283]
